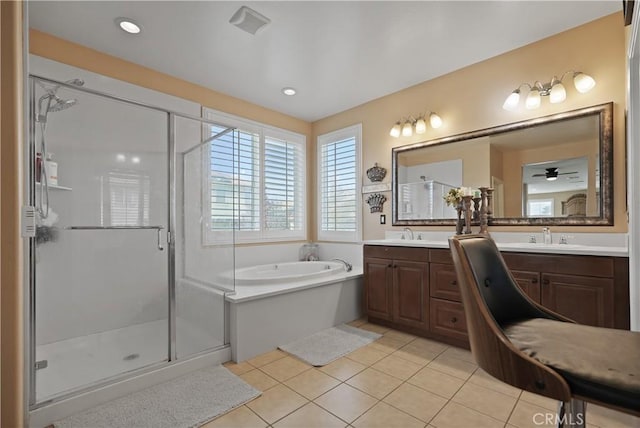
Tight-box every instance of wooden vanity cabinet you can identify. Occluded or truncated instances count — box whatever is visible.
[363,246,429,331]
[510,270,542,303]
[364,244,630,348]
[501,252,629,329]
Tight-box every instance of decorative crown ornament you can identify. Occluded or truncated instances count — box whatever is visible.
[366,163,387,182]
[366,193,387,213]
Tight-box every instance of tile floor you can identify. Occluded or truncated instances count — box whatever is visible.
[209,319,640,428]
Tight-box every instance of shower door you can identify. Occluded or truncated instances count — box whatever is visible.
[30,77,171,404]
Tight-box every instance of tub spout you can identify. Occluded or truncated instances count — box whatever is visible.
[331,258,352,272]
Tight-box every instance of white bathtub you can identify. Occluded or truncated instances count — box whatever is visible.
[234,261,345,285]
[225,261,364,362]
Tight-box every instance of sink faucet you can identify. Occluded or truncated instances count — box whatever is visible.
[331,258,352,272]
[403,227,414,240]
[542,227,552,245]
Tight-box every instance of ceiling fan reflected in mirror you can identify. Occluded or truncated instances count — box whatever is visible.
[532,167,578,181]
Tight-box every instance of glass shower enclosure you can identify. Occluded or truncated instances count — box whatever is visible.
[28,75,235,407]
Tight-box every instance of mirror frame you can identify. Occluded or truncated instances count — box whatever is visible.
[392,102,613,226]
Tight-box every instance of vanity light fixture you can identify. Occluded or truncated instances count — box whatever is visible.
[389,112,442,138]
[502,71,596,111]
[115,17,141,34]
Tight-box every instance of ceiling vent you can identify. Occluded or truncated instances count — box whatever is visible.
[229,6,271,35]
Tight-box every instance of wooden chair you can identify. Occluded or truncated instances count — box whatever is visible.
[448,234,639,427]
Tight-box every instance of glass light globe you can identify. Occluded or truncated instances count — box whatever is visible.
[525,89,541,109]
[502,90,520,110]
[549,82,566,104]
[429,112,443,129]
[574,72,596,93]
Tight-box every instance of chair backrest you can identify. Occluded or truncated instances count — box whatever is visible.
[448,234,571,401]
[451,235,550,326]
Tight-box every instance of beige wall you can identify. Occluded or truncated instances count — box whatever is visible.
[312,13,627,240]
[1,1,24,426]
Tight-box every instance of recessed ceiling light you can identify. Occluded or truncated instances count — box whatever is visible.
[282,87,296,96]
[115,17,141,34]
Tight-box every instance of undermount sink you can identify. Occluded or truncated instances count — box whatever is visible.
[497,242,583,249]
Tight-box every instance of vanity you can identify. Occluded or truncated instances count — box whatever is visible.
[364,102,627,347]
[363,240,629,349]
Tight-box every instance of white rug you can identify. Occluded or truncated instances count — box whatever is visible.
[279,324,382,366]
[54,365,260,428]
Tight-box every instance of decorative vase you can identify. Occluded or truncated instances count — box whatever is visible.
[366,163,387,182]
[462,195,473,234]
[455,203,464,235]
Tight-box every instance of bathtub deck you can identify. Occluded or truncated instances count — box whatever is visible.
[226,268,363,303]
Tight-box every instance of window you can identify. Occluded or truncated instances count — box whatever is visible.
[103,172,150,226]
[317,124,362,242]
[203,109,306,244]
[527,199,554,217]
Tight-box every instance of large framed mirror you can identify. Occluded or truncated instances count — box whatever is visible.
[392,102,613,226]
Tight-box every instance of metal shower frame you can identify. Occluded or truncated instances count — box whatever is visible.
[26,74,235,409]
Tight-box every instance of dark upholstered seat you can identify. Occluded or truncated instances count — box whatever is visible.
[448,234,640,424]
[504,318,640,410]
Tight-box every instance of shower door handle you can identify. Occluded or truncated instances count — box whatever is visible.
[157,228,164,251]
[65,225,166,251]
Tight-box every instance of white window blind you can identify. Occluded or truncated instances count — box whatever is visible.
[264,136,305,235]
[317,124,361,242]
[203,108,306,244]
[106,172,150,226]
[207,128,260,233]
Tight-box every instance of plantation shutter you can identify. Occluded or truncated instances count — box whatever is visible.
[320,137,357,233]
[209,128,260,232]
[264,136,304,234]
[107,173,150,226]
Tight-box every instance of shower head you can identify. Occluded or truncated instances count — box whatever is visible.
[48,96,77,112]
[36,77,83,122]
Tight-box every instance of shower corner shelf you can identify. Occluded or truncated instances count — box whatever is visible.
[36,182,72,191]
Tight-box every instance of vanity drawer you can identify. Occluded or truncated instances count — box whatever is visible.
[364,245,429,262]
[430,298,468,341]
[430,249,453,264]
[430,263,461,302]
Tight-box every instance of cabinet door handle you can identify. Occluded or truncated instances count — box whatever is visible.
[542,278,550,285]
[393,265,398,268]
[450,280,457,286]
[451,317,458,323]
[531,278,538,284]
[387,264,392,268]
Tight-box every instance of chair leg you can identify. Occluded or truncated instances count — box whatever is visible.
[557,399,587,427]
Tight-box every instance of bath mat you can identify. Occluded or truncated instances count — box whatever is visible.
[279,324,382,366]
[54,365,260,428]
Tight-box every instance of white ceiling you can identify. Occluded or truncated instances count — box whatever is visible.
[28,1,621,122]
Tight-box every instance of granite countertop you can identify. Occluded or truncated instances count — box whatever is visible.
[364,239,628,257]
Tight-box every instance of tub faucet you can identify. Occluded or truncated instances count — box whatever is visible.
[542,227,552,245]
[403,227,414,240]
[331,258,353,272]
